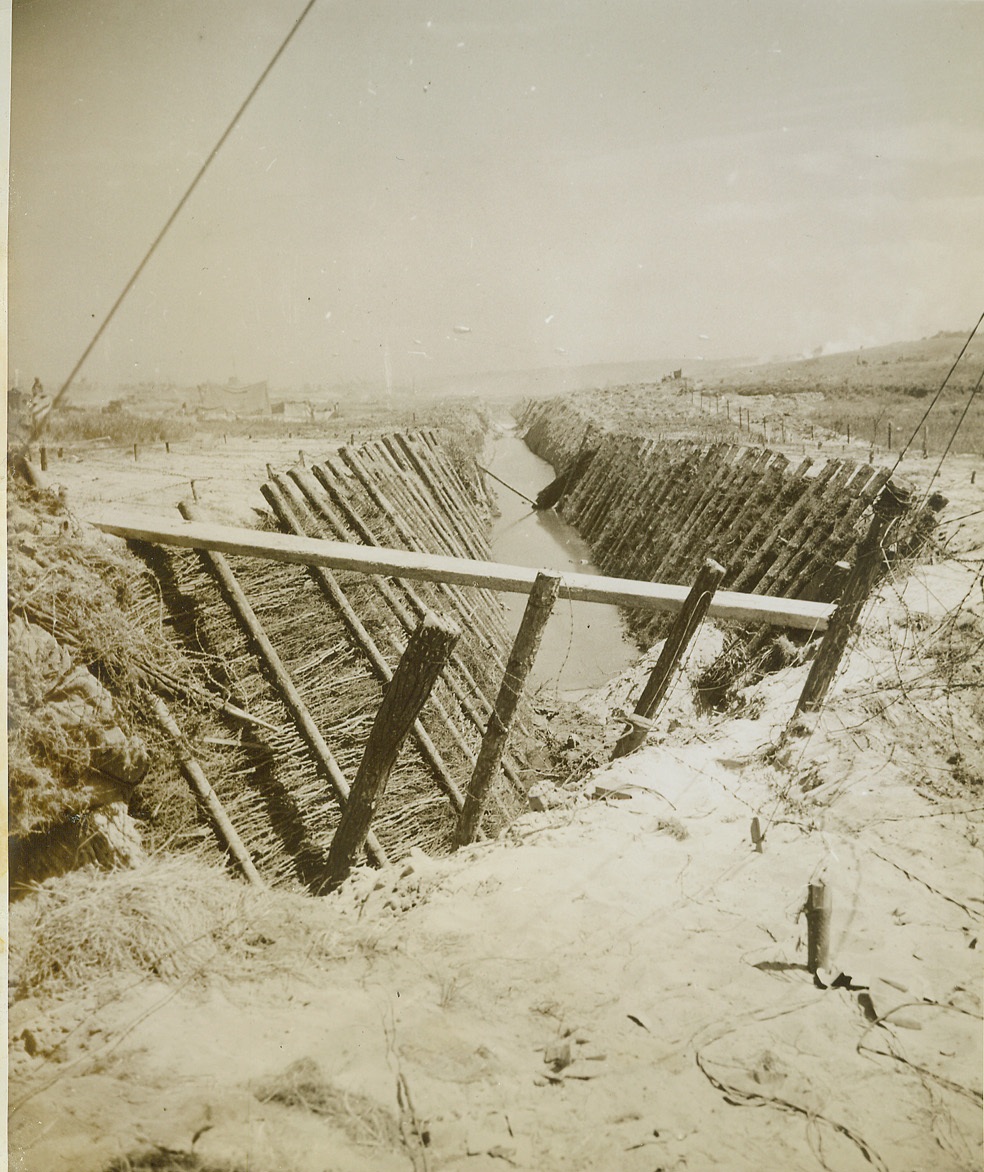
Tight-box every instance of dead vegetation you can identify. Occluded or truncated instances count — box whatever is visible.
[8,857,273,998]
[5,474,251,879]
[102,1153,245,1172]
[255,1058,402,1149]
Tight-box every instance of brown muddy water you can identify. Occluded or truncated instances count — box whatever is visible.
[486,424,639,698]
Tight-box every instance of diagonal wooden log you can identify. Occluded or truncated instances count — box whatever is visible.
[295,461,528,805]
[300,461,529,765]
[324,612,460,891]
[795,484,910,714]
[262,475,466,811]
[149,693,265,888]
[177,501,389,869]
[456,572,562,846]
[335,447,506,671]
[613,557,727,759]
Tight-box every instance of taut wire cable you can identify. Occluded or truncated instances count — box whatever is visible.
[26,0,319,445]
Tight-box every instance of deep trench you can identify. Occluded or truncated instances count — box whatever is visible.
[485,423,638,697]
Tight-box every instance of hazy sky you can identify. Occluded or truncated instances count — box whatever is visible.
[9,0,984,393]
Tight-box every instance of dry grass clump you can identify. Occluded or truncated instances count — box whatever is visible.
[929,601,984,792]
[694,632,805,712]
[103,1152,244,1172]
[255,1057,402,1149]
[8,857,286,1000]
[44,406,197,446]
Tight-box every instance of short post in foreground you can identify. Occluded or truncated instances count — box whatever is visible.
[457,571,562,845]
[796,484,909,714]
[324,611,460,891]
[806,881,832,974]
[612,557,726,759]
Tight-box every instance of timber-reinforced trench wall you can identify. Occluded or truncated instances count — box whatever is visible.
[143,429,528,892]
[521,399,940,646]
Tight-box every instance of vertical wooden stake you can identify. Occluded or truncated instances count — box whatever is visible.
[887,421,893,449]
[133,443,139,461]
[39,445,48,471]
[325,612,460,891]
[796,485,909,713]
[613,558,726,758]
[751,817,764,853]
[807,881,832,974]
[190,479,199,501]
[165,441,171,454]
[457,572,561,845]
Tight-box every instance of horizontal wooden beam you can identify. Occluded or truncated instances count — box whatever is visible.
[91,509,833,631]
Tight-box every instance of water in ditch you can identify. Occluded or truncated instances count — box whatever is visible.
[485,423,639,698]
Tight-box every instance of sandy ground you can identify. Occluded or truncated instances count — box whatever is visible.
[8,410,984,1172]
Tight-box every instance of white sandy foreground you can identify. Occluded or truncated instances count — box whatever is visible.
[9,562,983,1171]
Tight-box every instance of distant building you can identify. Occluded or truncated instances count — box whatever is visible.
[273,399,338,422]
[192,380,271,416]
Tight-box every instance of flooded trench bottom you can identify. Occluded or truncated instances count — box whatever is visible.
[485,425,639,698]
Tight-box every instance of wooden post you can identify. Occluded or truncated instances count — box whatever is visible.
[887,421,893,449]
[613,558,726,758]
[165,441,171,454]
[39,445,48,471]
[806,881,832,973]
[457,572,561,845]
[796,484,910,713]
[133,443,139,461]
[150,693,265,888]
[324,612,459,890]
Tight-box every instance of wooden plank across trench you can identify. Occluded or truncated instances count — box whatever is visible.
[92,509,834,632]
